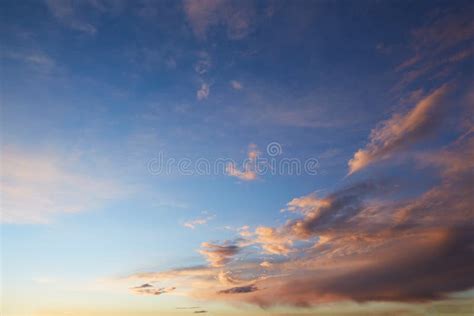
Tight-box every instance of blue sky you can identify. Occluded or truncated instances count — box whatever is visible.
[1,1,474,315]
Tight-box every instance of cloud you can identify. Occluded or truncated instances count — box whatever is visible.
[217,270,243,286]
[45,0,97,34]
[285,193,330,214]
[128,266,217,287]
[199,242,240,267]
[130,283,176,296]
[183,0,256,40]
[197,83,210,100]
[194,52,212,74]
[32,277,57,285]
[243,228,474,306]
[394,4,474,91]
[218,284,258,294]
[133,283,153,288]
[233,88,350,129]
[416,129,474,179]
[184,214,215,229]
[0,147,123,224]
[348,84,451,174]
[226,144,259,181]
[126,120,474,306]
[286,182,380,238]
[226,164,257,181]
[122,20,474,304]
[259,261,272,268]
[254,226,293,255]
[230,80,242,90]
[194,52,211,101]
[2,51,56,73]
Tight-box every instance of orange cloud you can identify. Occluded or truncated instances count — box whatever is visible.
[348,84,450,174]
[226,144,260,181]
[199,242,240,267]
[126,101,474,308]
[254,226,293,255]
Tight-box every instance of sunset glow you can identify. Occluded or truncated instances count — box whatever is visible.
[1,1,474,315]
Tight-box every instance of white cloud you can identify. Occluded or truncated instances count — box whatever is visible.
[230,80,243,90]
[197,83,210,100]
[183,214,215,229]
[2,51,56,73]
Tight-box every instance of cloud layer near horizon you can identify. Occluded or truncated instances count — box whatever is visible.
[126,74,474,306]
[128,122,474,306]
[123,7,474,297]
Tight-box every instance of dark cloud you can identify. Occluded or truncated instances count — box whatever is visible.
[242,128,474,306]
[132,283,153,289]
[199,242,241,267]
[252,227,474,306]
[286,181,381,238]
[219,284,258,294]
[129,283,176,296]
[129,129,474,306]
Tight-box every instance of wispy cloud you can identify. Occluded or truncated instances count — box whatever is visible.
[129,283,176,296]
[197,83,210,100]
[230,80,243,90]
[183,0,256,40]
[45,0,97,34]
[1,51,56,73]
[348,84,451,174]
[1,147,124,224]
[194,51,212,74]
[184,214,215,229]
[394,4,474,91]
[226,144,259,181]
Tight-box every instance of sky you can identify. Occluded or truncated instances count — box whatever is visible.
[1,0,474,315]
